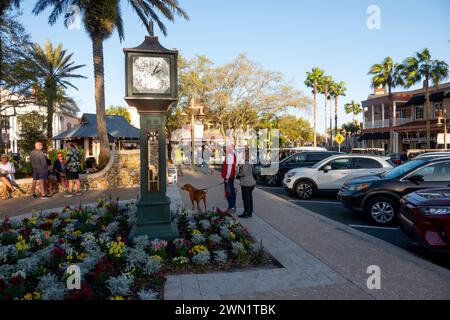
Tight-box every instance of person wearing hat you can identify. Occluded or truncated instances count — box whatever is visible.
[0,154,15,199]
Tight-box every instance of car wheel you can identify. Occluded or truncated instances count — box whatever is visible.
[263,175,279,186]
[365,196,397,226]
[295,180,315,200]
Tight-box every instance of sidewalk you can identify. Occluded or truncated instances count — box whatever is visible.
[167,170,450,300]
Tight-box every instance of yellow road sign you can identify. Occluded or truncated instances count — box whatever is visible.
[335,134,345,145]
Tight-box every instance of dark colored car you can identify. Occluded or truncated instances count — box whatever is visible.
[254,151,339,186]
[399,188,450,255]
[338,157,450,225]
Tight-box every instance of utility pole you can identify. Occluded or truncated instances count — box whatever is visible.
[182,99,205,171]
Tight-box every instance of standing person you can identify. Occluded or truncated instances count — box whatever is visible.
[203,144,212,175]
[237,148,256,218]
[30,142,50,199]
[65,143,82,197]
[53,152,69,195]
[221,144,237,213]
[0,154,15,199]
[174,146,184,177]
[400,150,408,163]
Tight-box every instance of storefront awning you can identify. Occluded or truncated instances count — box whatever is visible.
[445,92,450,99]
[429,91,444,102]
[359,132,389,141]
[405,95,425,106]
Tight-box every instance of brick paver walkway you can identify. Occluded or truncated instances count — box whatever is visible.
[165,169,450,300]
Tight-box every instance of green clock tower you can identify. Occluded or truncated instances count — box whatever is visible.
[124,35,179,240]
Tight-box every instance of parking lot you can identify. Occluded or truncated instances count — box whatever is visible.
[256,183,450,270]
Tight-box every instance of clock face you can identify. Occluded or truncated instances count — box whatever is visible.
[132,56,171,94]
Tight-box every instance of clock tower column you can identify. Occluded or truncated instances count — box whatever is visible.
[124,36,179,240]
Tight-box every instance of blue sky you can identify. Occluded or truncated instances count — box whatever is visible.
[17,0,450,133]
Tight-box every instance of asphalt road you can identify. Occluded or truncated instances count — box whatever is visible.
[256,182,450,270]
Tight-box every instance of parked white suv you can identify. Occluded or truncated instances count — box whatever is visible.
[282,154,393,199]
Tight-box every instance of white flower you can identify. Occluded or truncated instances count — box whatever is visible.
[138,288,158,300]
[231,242,246,256]
[208,234,222,245]
[192,251,211,265]
[106,273,134,297]
[192,233,206,244]
[213,250,228,265]
[38,273,67,300]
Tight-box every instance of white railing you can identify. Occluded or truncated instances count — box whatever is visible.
[364,119,390,129]
[395,118,412,126]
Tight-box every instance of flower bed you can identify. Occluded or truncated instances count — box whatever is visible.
[0,200,268,300]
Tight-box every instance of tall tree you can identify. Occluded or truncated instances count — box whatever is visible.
[329,81,347,142]
[401,48,449,148]
[0,0,21,17]
[344,100,363,121]
[368,57,404,151]
[305,67,325,147]
[33,0,189,167]
[318,75,333,146]
[106,105,132,123]
[17,111,47,155]
[205,54,310,141]
[23,40,85,140]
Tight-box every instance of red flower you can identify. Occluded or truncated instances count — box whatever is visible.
[1,216,11,232]
[48,212,59,220]
[0,278,8,290]
[38,222,53,230]
[70,284,94,300]
[10,275,23,286]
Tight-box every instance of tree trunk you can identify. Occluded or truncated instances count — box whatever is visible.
[45,80,56,143]
[334,97,338,146]
[324,86,328,145]
[313,81,317,147]
[424,77,431,149]
[329,99,332,149]
[388,84,394,153]
[92,36,110,168]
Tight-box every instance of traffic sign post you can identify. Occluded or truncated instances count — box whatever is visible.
[335,134,345,153]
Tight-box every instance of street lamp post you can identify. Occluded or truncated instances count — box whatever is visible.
[182,99,205,171]
[438,108,448,150]
[124,35,179,240]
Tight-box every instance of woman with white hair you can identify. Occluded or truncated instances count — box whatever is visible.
[0,154,15,199]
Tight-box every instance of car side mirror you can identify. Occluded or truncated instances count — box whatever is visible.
[406,174,424,183]
[323,165,332,173]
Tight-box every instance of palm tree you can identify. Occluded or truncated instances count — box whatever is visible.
[33,0,189,167]
[305,67,325,147]
[330,81,347,141]
[0,0,21,16]
[24,40,85,140]
[368,57,404,151]
[344,100,363,122]
[401,48,449,148]
[318,75,333,146]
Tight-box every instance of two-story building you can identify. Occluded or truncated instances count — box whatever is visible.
[0,90,80,153]
[360,82,450,154]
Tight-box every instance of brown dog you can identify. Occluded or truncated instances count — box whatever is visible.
[180,184,207,212]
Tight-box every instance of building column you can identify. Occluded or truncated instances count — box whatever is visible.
[381,103,385,127]
[371,105,375,129]
[84,138,89,159]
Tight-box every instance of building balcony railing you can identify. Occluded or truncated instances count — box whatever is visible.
[394,117,413,126]
[364,119,390,129]
[364,117,415,129]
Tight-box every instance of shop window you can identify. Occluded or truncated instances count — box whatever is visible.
[434,103,443,119]
[415,105,424,120]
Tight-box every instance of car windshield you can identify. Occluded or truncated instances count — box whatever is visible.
[380,159,426,179]
[311,156,337,169]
